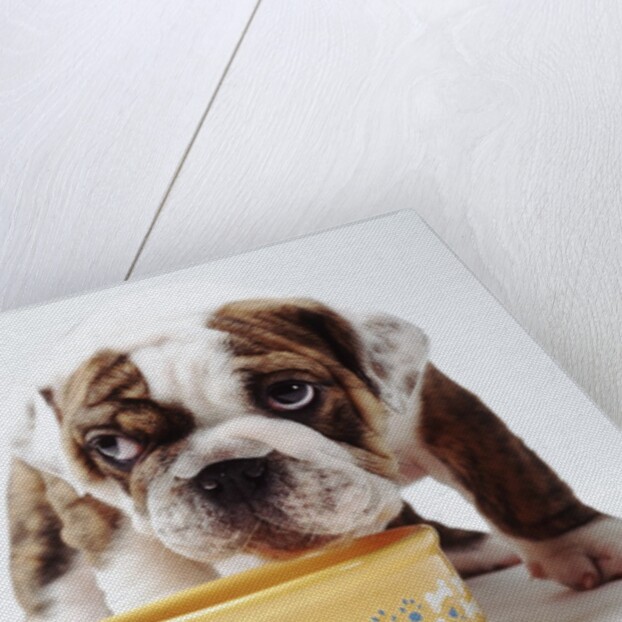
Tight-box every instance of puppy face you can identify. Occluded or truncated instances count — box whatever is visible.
[37,300,414,564]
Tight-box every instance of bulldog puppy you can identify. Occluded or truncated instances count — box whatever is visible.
[9,298,622,621]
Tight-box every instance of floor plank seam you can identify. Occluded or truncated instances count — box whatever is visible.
[124,0,265,281]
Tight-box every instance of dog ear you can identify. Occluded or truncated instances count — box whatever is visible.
[12,387,85,494]
[345,311,430,417]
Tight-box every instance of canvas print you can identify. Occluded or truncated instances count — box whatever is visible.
[2,213,622,621]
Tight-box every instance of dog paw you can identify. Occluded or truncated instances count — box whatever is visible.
[515,515,622,590]
[444,532,522,578]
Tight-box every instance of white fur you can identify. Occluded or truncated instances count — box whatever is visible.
[397,430,477,503]
[508,515,622,589]
[129,328,243,423]
[212,553,265,577]
[444,533,520,576]
[186,416,362,473]
[12,393,87,496]
[27,553,110,622]
[93,520,218,615]
[353,312,429,456]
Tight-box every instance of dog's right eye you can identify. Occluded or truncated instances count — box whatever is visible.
[86,434,144,469]
[264,380,316,411]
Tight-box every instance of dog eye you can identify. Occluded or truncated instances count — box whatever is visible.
[87,434,144,467]
[265,381,316,411]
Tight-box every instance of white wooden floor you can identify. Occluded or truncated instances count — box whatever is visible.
[1,0,621,426]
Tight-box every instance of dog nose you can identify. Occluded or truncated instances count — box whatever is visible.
[194,457,268,502]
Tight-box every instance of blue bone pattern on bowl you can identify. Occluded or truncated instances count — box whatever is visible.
[369,577,484,622]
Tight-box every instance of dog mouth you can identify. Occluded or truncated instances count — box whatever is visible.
[153,499,342,562]
[238,516,341,559]
[147,447,401,563]
[190,452,383,534]
[186,456,350,554]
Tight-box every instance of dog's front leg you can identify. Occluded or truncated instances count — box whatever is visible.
[413,363,622,590]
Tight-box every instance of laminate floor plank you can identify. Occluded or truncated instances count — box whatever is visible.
[0,0,259,310]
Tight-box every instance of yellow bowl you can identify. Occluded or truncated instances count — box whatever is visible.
[104,526,486,622]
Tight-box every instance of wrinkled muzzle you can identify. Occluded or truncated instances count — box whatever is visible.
[144,416,403,561]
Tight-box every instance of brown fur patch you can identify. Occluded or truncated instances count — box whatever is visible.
[370,360,389,380]
[208,299,378,391]
[418,364,600,540]
[62,350,149,412]
[54,350,195,490]
[208,299,399,479]
[402,370,419,394]
[8,459,75,615]
[41,473,121,559]
[387,501,485,550]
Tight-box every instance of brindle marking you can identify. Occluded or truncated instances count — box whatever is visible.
[208,298,379,393]
[41,472,122,559]
[58,350,195,491]
[9,458,121,616]
[418,363,599,540]
[61,350,150,415]
[9,459,74,616]
[208,298,398,478]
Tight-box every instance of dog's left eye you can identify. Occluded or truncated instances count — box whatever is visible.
[87,434,144,467]
[265,381,316,411]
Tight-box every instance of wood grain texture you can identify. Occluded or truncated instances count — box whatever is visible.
[132,0,622,423]
[0,0,258,311]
